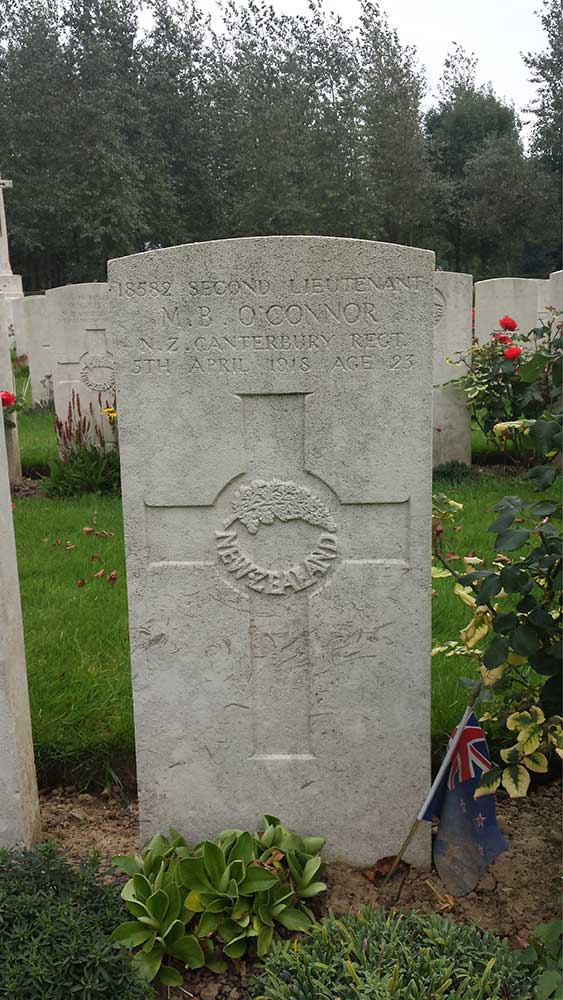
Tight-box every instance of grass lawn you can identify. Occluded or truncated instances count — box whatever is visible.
[11,402,559,786]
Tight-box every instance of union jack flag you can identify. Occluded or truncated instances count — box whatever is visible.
[447,722,492,790]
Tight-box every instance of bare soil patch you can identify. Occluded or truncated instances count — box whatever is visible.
[39,781,562,999]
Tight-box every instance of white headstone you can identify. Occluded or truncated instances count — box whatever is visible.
[474,277,550,343]
[22,295,53,406]
[46,282,115,444]
[10,297,27,358]
[0,297,22,484]
[0,396,40,846]
[433,272,473,467]
[548,270,562,313]
[109,236,434,865]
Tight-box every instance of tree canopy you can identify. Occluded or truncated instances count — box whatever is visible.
[0,0,560,290]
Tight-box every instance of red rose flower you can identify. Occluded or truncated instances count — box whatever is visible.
[495,332,513,345]
[1,390,16,408]
[504,346,522,361]
[499,315,517,332]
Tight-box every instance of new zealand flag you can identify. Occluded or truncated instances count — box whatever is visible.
[420,712,508,896]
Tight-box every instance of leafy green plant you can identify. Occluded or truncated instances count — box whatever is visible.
[518,917,563,1000]
[0,842,152,1000]
[250,907,535,999]
[112,816,326,986]
[44,445,121,496]
[432,368,562,796]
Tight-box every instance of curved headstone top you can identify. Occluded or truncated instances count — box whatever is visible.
[108,236,434,865]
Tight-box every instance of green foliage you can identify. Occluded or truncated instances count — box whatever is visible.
[44,445,121,496]
[0,842,152,1000]
[112,816,326,984]
[433,321,562,794]
[451,311,562,458]
[519,917,563,1000]
[250,907,535,999]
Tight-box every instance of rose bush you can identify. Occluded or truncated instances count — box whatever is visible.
[449,309,561,461]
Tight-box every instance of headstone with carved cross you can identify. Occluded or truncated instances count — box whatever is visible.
[433,271,473,468]
[109,236,434,864]
[46,282,116,448]
[0,176,23,299]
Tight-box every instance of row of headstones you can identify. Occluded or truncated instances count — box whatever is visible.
[1,239,562,861]
[2,271,562,483]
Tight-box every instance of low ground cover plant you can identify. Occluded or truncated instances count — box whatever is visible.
[112,816,326,986]
[519,917,563,1000]
[0,842,151,999]
[250,907,536,999]
[45,389,120,496]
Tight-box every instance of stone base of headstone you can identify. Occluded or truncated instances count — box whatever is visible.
[0,418,41,847]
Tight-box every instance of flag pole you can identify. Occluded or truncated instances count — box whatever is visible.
[384,685,482,885]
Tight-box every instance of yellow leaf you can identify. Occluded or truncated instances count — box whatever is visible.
[185,890,203,912]
[506,711,531,732]
[516,725,542,755]
[501,744,523,764]
[507,652,528,666]
[479,665,504,687]
[447,500,463,511]
[454,583,476,608]
[432,566,451,579]
[464,556,485,567]
[528,706,545,725]
[524,751,548,773]
[502,764,530,797]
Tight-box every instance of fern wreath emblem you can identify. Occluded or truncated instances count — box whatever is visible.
[224,479,337,535]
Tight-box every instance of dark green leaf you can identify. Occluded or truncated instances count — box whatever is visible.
[483,635,509,668]
[509,625,540,656]
[495,528,530,552]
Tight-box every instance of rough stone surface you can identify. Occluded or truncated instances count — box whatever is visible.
[22,295,53,406]
[10,297,27,358]
[46,282,115,444]
[0,390,40,846]
[109,236,433,865]
[474,277,550,343]
[433,272,472,467]
[0,296,21,483]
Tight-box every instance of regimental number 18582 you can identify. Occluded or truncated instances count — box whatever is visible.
[113,280,172,297]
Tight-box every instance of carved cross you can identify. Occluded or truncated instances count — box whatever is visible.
[144,392,410,760]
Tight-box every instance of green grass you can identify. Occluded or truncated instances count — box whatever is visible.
[13,494,133,785]
[11,411,559,784]
[13,368,59,469]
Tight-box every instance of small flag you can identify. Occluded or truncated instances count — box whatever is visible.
[418,709,508,896]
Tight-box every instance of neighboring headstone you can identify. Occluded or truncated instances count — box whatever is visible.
[0,388,40,846]
[109,236,434,865]
[10,297,27,359]
[0,296,22,484]
[433,272,472,467]
[474,277,550,342]
[22,295,53,406]
[46,282,115,445]
[548,270,562,313]
[0,176,23,301]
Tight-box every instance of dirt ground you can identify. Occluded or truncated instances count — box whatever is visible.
[40,781,562,999]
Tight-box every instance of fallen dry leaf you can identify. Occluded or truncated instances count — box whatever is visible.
[41,537,48,543]
[93,569,105,578]
[82,526,94,534]
[94,529,114,538]
[495,553,512,564]
[454,526,463,533]
[107,570,118,584]
[370,854,409,879]
[65,542,76,551]
[90,554,101,562]
[446,551,460,561]
[54,539,62,546]
[75,579,86,588]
